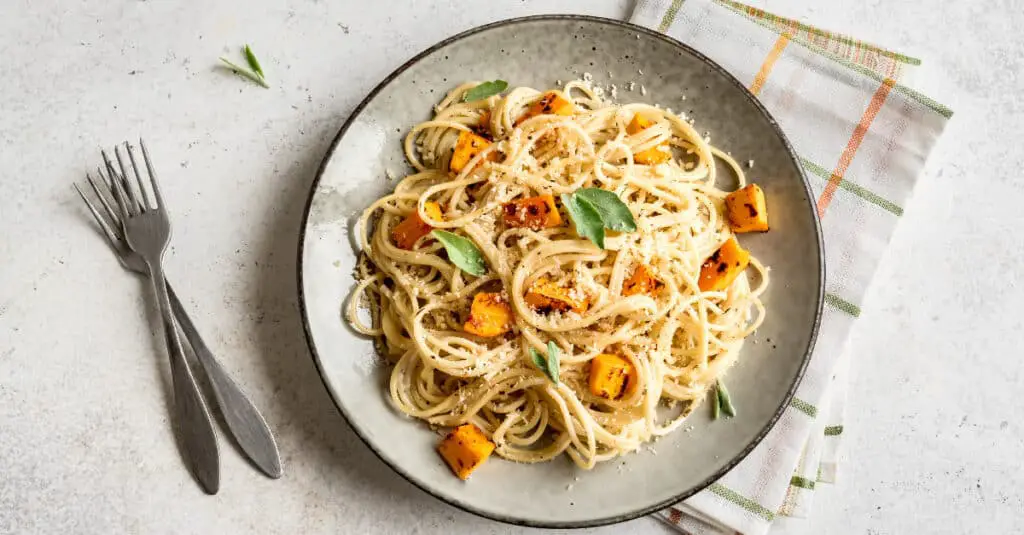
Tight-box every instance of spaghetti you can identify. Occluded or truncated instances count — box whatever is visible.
[346,80,769,471]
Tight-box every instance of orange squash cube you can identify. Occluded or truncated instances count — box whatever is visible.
[622,264,664,297]
[450,131,492,173]
[464,292,513,337]
[626,113,655,135]
[502,195,562,230]
[725,184,769,233]
[391,202,443,250]
[524,278,589,314]
[626,113,672,165]
[588,353,635,400]
[698,237,751,292]
[516,91,574,125]
[438,424,495,480]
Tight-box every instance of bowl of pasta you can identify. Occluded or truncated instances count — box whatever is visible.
[299,15,823,528]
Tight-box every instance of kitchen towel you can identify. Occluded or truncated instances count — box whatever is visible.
[629,1,952,533]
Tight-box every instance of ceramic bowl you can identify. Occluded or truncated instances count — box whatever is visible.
[298,15,823,528]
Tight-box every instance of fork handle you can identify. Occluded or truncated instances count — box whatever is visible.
[166,283,282,479]
[148,263,221,494]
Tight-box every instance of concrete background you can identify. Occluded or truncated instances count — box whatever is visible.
[0,0,1016,533]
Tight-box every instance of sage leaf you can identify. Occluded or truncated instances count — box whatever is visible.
[716,379,736,418]
[431,230,486,276]
[561,193,605,249]
[243,44,265,79]
[574,188,637,232]
[463,80,508,102]
[545,341,560,384]
[218,57,269,88]
[529,344,560,384]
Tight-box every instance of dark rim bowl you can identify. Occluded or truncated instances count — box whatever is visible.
[297,14,824,529]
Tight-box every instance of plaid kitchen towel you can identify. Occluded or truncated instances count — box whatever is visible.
[630,1,952,534]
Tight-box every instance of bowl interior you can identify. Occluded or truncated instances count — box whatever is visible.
[299,15,822,528]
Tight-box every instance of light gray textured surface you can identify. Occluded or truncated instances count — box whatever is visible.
[0,1,1016,534]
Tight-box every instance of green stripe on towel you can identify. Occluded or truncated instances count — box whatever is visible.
[712,2,953,118]
[708,483,777,521]
[716,0,922,66]
[824,425,844,436]
[799,158,904,216]
[658,0,686,32]
[825,293,861,317]
[790,397,818,417]
[790,475,816,490]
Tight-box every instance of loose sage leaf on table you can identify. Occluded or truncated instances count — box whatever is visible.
[574,188,637,232]
[243,44,265,79]
[431,229,486,276]
[219,44,269,89]
[561,193,605,249]
[463,80,508,102]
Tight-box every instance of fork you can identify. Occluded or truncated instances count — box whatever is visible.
[78,140,280,493]
[76,158,283,485]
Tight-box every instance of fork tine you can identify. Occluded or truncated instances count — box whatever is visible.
[125,141,152,210]
[74,181,122,250]
[139,138,164,210]
[108,159,144,215]
[87,168,122,231]
[113,145,143,215]
[103,149,133,218]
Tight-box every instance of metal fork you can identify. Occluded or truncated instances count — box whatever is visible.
[76,140,281,492]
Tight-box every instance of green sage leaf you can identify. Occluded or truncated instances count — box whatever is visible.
[545,341,560,384]
[561,193,605,249]
[431,230,486,276]
[716,379,736,418]
[243,44,265,79]
[529,344,560,384]
[218,57,270,88]
[574,188,637,232]
[463,80,508,102]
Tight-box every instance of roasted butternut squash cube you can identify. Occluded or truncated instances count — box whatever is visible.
[588,353,635,400]
[516,91,574,125]
[635,146,672,165]
[725,184,769,233]
[502,194,562,230]
[626,113,654,134]
[622,264,664,297]
[524,278,589,314]
[391,202,443,250]
[626,113,672,165]
[438,424,495,480]
[464,292,513,337]
[450,131,492,173]
[698,237,751,292]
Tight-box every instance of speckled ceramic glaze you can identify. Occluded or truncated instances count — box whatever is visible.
[299,15,823,528]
